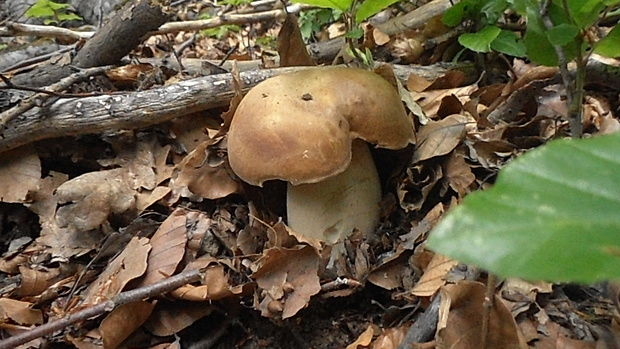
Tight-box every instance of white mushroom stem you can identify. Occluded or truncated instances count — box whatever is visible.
[286,139,382,245]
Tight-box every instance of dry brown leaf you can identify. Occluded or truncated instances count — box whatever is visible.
[82,237,151,306]
[398,162,443,212]
[54,168,136,233]
[411,253,457,297]
[136,186,171,212]
[144,300,216,337]
[443,151,475,197]
[346,324,376,349]
[99,301,154,349]
[412,114,469,163]
[0,298,43,325]
[16,265,61,297]
[253,246,321,319]
[0,145,41,203]
[169,138,240,201]
[367,252,411,290]
[277,13,316,67]
[135,208,188,288]
[372,326,407,349]
[413,84,477,118]
[437,281,527,349]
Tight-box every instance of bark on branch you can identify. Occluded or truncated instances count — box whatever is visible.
[0,63,469,153]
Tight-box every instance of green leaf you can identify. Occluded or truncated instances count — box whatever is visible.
[566,0,605,29]
[25,0,56,18]
[595,25,620,58]
[546,23,579,46]
[442,1,470,27]
[356,0,401,23]
[523,6,558,66]
[428,132,620,283]
[480,0,509,25]
[291,0,352,12]
[490,29,526,56]
[458,25,501,52]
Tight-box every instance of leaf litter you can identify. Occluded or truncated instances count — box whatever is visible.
[0,2,619,348]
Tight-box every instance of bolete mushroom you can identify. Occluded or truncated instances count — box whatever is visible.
[227,67,414,245]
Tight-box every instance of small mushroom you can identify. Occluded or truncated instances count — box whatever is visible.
[227,67,414,245]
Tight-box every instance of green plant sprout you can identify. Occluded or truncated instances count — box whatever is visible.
[291,0,402,67]
[428,132,620,283]
[428,0,620,284]
[298,8,342,41]
[25,0,82,25]
[443,0,620,138]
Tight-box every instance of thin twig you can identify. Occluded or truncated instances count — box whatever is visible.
[539,0,583,138]
[0,65,113,129]
[0,269,203,348]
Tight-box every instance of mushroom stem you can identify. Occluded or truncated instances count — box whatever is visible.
[286,139,382,244]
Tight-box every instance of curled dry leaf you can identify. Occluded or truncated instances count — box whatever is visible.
[99,300,155,349]
[16,265,61,297]
[345,324,376,349]
[0,298,43,325]
[54,168,136,233]
[277,13,316,67]
[0,145,41,203]
[81,237,151,306]
[169,138,240,201]
[252,246,321,319]
[437,281,527,349]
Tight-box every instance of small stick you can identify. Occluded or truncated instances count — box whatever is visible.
[0,269,203,348]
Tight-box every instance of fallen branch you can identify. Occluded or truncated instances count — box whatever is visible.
[0,269,203,348]
[0,3,311,43]
[0,63,471,153]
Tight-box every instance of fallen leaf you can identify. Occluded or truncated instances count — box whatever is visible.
[412,114,469,163]
[0,298,43,325]
[437,281,527,349]
[81,236,151,306]
[135,209,189,288]
[411,253,458,297]
[346,324,375,349]
[253,246,321,319]
[145,300,216,336]
[277,13,316,67]
[54,168,136,233]
[0,145,41,203]
[100,300,154,349]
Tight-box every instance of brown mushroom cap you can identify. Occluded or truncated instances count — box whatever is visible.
[227,66,414,186]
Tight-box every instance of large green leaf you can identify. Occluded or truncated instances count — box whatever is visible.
[595,25,620,58]
[458,25,501,52]
[427,132,620,283]
[356,0,401,23]
[291,0,352,12]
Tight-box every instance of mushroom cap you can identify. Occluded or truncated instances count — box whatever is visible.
[227,66,414,186]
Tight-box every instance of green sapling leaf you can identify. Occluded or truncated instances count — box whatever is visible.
[356,0,401,23]
[428,132,620,283]
[458,25,501,52]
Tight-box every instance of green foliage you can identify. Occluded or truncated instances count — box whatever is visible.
[356,0,401,23]
[25,0,82,25]
[200,25,241,39]
[298,9,342,41]
[220,0,252,6]
[255,35,277,49]
[292,0,399,24]
[427,132,620,283]
[595,25,620,57]
[443,0,619,65]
